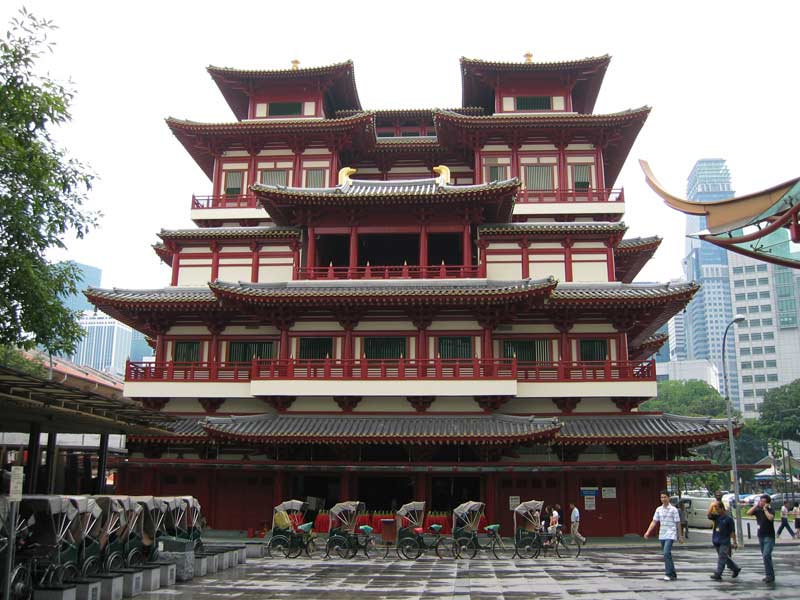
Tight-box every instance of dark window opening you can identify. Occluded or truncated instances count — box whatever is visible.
[315,234,350,268]
[361,446,409,462]
[400,131,420,137]
[289,474,341,509]
[503,339,552,361]
[428,233,463,267]
[438,336,472,359]
[376,130,396,137]
[229,340,274,361]
[431,476,481,511]
[357,476,414,512]
[268,101,303,116]
[363,337,406,359]
[299,337,334,360]
[358,234,419,267]
[516,96,552,111]
[579,339,608,361]
[174,341,200,362]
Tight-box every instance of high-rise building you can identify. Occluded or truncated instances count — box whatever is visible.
[681,159,739,406]
[70,312,133,376]
[728,229,800,417]
[129,330,154,362]
[60,262,102,312]
[668,309,687,361]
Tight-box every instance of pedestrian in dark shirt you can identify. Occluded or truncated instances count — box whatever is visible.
[747,493,776,583]
[709,504,740,580]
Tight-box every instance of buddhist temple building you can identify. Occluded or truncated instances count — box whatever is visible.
[87,54,733,536]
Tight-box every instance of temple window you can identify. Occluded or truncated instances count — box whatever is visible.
[260,168,290,186]
[571,164,592,190]
[376,130,395,138]
[502,339,552,362]
[298,337,334,360]
[400,131,420,137]
[437,336,472,359]
[578,339,608,362]
[524,165,555,191]
[173,341,201,362]
[223,170,246,195]
[304,168,326,188]
[363,337,406,359]
[228,340,274,361]
[515,96,552,111]
[268,101,303,117]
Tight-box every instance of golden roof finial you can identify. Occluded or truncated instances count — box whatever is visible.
[524,52,533,64]
[433,165,451,186]
[338,167,357,185]
[291,59,300,70]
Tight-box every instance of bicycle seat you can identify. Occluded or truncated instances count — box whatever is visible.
[485,524,501,533]
[359,525,374,535]
[413,527,424,535]
[429,524,443,533]
[297,522,313,534]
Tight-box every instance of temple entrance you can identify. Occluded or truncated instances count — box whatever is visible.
[356,475,414,512]
[359,234,419,266]
[289,474,341,510]
[431,476,480,511]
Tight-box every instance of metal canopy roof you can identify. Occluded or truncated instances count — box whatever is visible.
[0,365,174,435]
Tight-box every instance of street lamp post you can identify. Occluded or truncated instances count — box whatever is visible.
[722,314,746,545]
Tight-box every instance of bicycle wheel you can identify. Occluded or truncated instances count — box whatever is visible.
[491,537,515,560]
[305,538,318,559]
[60,562,80,583]
[363,536,378,558]
[81,555,100,577]
[555,535,580,559]
[126,548,145,567]
[105,552,125,572]
[398,537,422,560]
[516,534,541,559]
[267,535,290,558]
[286,537,304,559]
[455,538,477,559]
[9,564,32,600]
[326,535,350,559]
[434,537,456,559]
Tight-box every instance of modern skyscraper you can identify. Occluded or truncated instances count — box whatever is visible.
[681,159,739,406]
[60,262,102,312]
[69,311,132,376]
[129,330,154,362]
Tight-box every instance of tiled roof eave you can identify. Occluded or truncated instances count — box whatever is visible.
[479,222,627,236]
[433,107,650,129]
[166,113,375,135]
[251,180,519,202]
[460,55,611,72]
[158,227,301,242]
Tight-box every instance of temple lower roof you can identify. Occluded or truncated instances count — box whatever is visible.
[157,226,301,242]
[558,414,732,445]
[479,222,627,236]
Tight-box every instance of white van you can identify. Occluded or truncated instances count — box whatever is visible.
[672,496,722,529]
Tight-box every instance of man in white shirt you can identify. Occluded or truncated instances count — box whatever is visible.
[644,492,683,581]
[569,502,586,544]
[548,506,560,534]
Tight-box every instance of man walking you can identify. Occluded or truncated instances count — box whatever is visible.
[569,502,586,545]
[747,494,776,583]
[709,504,741,580]
[644,492,683,581]
[776,500,796,539]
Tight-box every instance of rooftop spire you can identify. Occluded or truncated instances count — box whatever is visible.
[291,59,300,70]
[523,52,533,64]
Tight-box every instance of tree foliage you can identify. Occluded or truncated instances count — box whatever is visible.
[641,379,727,417]
[758,379,800,442]
[0,9,96,354]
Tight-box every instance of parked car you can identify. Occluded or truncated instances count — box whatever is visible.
[741,494,761,505]
[770,492,800,506]
[671,495,719,529]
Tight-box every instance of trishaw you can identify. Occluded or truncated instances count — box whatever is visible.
[325,501,376,559]
[389,501,452,560]
[17,495,80,586]
[178,496,203,550]
[266,500,316,559]
[130,496,168,562]
[156,496,202,550]
[1,495,33,600]
[93,496,129,571]
[451,501,510,559]
[64,496,104,577]
[512,499,544,558]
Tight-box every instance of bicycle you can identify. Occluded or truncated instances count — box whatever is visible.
[454,524,514,559]
[326,524,377,559]
[538,525,581,559]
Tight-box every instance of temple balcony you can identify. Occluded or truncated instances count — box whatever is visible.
[295,264,480,280]
[190,194,267,224]
[513,187,625,219]
[124,358,655,399]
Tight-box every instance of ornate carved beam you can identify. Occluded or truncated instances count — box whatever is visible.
[199,398,225,414]
[553,397,581,414]
[335,396,362,413]
[474,395,513,413]
[407,396,435,413]
[261,396,296,412]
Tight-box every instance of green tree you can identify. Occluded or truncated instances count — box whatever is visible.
[758,379,800,442]
[0,9,96,355]
[641,379,727,417]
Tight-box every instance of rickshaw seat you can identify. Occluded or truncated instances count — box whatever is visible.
[485,524,500,533]
[359,525,374,535]
[413,527,424,535]
[429,524,442,533]
[297,522,313,533]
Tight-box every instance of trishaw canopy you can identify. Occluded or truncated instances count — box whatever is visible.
[453,501,484,517]
[513,500,543,515]
[329,501,365,518]
[274,500,307,513]
[396,501,425,517]
[21,495,78,520]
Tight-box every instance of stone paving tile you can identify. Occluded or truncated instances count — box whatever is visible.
[136,545,800,599]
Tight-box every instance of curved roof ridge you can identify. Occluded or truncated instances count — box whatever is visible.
[207,60,354,76]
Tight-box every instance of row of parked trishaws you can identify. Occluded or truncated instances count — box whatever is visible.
[0,494,234,600]
[268,499,580,560]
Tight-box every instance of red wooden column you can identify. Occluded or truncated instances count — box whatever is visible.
[250,242,260,283]
[292,149,303,187]
[557,143,568,199]
[473,148,482,184]
[306,227,316,278]
[519,237,530,278]
[272,471,286,517]
[210,242,220,282]
[563,237,573,282]
[605,239,616,281]
[462,223,472,271]
[348,227,358,276]
[484,472,498,526]
[340,471,353,501]
[330,151,340,186]
[279,328,291,360]
[415,473,428,506]
[477,240,489,278]
[419,225,429,272]
[170,251,180,286]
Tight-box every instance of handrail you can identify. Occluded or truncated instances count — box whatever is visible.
[516,188,624,204]
[295,265,480,280]
[191,194,259,209]
[125,358,655,383]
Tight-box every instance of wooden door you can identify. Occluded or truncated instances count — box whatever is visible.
[212,472,273,531]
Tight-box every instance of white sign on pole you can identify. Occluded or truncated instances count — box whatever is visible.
[584,496,596,511]
[9,466,24,502]
[509,495,520,510]
[602,487,616,499]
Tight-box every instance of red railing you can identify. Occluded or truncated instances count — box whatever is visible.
[516,188,624,204]
[295,265,480,280]
[191,194,259,209]
[126,358,655,383]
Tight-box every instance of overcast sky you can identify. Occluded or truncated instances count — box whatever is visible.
[5,0,799,290]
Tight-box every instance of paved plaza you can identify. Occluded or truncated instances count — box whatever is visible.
[136,544,799,599]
